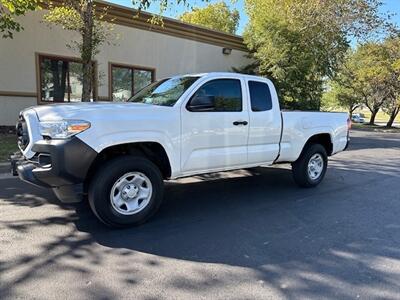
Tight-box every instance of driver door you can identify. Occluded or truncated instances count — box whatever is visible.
[180,78,249,174]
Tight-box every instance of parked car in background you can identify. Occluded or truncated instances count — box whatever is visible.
[12,72,350,228]
[351,113,365,123]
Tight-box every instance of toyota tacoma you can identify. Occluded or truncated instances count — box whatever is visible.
[11,73,350,227]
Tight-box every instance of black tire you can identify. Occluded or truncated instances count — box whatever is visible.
[292,144,328,188]
[88,155,164,228]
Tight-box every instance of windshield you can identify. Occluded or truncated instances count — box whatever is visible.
[128,76,200,106]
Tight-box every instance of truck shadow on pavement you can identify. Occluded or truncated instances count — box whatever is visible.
[1,133,400,299]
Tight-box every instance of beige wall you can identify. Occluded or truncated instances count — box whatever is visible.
[0,97,37,126]
[0,11,250,126]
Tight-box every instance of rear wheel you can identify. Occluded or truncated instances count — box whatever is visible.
[88,155,164,228]
[292,144,328,188]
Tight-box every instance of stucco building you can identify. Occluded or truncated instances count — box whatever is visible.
[0,1,250,126]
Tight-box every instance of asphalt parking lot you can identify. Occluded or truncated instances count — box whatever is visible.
[1,129,400,299]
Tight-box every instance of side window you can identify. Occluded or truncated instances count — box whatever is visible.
[188,79,242,112]
[248,81,273,111]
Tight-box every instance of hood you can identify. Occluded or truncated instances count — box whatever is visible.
[32,102,165,121]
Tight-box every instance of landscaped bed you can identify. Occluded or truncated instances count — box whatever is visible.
[0,135,18,162]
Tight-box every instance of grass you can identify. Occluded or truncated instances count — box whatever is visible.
[351,123,400,133]
[326,108,400,124]
[0,135,18,162]
[356,109,400,123]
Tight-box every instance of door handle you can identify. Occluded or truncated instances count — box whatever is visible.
[233,121,248,126]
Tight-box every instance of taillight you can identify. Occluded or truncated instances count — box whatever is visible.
[347,117,352,130]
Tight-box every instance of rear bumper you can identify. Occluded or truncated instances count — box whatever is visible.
[344,130,350,151]
[344,138,350,151]
[11,137,97,203]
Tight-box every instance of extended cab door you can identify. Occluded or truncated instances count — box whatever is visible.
[180,78,249,174]
[246,79,282,164]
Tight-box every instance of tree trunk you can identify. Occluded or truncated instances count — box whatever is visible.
[317,97,321,111]
[51,60,68,102]
[349,105,359,119]
[386,106,400,128]
[369,109,379,125]
[81,0,94,102]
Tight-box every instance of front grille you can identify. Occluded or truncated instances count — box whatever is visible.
[16,114,30,150]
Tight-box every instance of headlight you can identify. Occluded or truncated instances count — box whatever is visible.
[39,120,91,139]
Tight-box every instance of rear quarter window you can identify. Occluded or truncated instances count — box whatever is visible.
[248,81,273,111]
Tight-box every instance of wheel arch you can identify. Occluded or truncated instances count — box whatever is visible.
[299,133,333,160]
[83,141,172,193]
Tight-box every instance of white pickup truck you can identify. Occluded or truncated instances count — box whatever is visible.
[12,72,350,227]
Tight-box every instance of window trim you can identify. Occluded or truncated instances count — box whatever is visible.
[186,78,243,112]
[108,62,156,101]
[247,80,273,112]
[35,52,98,105]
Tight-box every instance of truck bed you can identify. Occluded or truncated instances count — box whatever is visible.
[277,111,349,162]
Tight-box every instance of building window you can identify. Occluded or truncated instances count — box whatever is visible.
[110,63,155,101]
[38,55,96,103]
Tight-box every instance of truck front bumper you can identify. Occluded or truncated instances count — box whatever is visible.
[11,137,97,203]
[15,161,47,188]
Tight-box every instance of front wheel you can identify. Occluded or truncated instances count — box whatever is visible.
[292,144,328,188]
[88,155,164,228]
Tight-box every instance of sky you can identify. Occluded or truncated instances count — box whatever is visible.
[110,0,400,36]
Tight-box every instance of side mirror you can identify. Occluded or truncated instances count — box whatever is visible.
[188,95,215,112]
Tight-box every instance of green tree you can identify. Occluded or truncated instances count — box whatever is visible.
[383,95,400,127]
[322,49,370,117]
[0,0,40,38]
[322,82,361,118]
[43,1,113,101]
[380,37,400,127]
[42,0,209,102]
[327,37,400,126]
[352,40,398,125]
[243,0,391,110]
[178,1,239,34]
